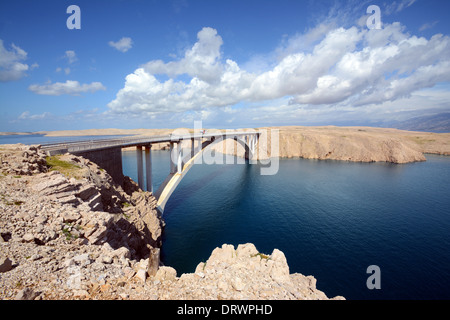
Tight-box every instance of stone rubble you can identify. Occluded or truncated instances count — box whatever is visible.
[0,144,344,300]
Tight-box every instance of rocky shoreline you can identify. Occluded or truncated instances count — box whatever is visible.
[0,144,343,300]
[211,126,450,163]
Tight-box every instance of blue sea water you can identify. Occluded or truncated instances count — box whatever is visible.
[123,151,450,300]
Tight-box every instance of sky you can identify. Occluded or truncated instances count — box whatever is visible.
[0,0,450,132]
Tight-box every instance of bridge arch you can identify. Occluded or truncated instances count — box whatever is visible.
[41,131,260,214]
[154,134,258,213]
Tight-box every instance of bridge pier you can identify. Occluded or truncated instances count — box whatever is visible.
[242,134,259,162]
[169,141,184,174]
[145,145,153,193]
[136,146,144,189]
[250,135,256,161]
[244,135,251,161]
[177,142,182,174]
[136,145,153,193]
[169,142,176,174]
[73,147,124,186]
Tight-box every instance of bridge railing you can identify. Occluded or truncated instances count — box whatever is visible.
[41,134,171,152]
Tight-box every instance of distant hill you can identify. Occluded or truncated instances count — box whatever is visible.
[392,113,450,133]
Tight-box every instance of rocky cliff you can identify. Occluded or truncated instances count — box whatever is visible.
[0,144,341,300]
[213,126,434,164]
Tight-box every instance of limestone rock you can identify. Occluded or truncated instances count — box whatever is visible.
[76,184,98,201]
[61,211,81,223]
[167,243,343,300]
[269,249,290,282]
[231,277,245,291]
[236,243,258,258]
[208,244,236,266]
[14,288,39,300]
[111,247,131,260]
[147,248,160,277]
[135,269,147,282]
[154,266,177,282]
[22,233,35,243]
[72,253,92,267]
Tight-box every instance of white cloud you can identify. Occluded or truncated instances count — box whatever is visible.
[65,50,77,64]
[385,0,417,15]
[108,37,133,52]
[0,40,30,82]
[107,23,450,122]
[28,80,106,96]
[143,27,223,83]
[56,67,70,75]
[419,21,439,32]
[18,111,52,120]
[15,108,108,125]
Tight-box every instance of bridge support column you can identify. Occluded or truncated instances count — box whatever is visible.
[145,145,153,193]
[244,135,250,161]
[177,142,182,174]
[73,146,124,186]
[169,141,183,174]
[169,142,176,174]
[250,135,257,162]
[191,138,195,160]
[136,146,144,189]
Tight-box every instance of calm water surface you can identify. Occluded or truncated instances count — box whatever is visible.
[122,151,450,300]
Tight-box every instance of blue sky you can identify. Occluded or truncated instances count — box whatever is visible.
[1,0,449,132]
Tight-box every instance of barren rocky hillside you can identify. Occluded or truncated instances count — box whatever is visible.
[213,126,449,163]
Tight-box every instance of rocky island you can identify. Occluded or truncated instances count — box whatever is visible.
[0,144,343,300]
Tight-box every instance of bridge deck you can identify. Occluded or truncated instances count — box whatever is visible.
[41,131,259,154]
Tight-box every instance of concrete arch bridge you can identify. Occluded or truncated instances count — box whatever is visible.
[42,131,260,213]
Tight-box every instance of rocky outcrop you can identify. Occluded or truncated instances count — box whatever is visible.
[0,145,164,254]
[0,144,48,175]
[154,243,345,300]
[31,171,103,209]
[0,144,166,299]
[212,126,428,164]
[273,128,426,163]
[58,243,344,300]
